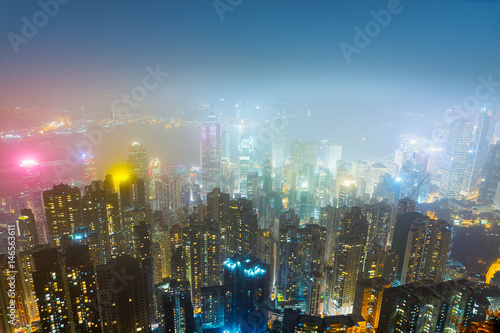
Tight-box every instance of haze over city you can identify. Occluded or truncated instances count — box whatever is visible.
[1,1,500,333]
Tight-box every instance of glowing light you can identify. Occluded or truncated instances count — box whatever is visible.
[20,160,37,167]
[108,164,132,187]
[395,177,402,182]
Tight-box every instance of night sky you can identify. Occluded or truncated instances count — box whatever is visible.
[1,0,499,159]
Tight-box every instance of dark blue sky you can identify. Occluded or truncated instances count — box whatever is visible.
[1,0,499,159]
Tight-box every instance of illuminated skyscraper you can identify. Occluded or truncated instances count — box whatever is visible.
[18,250,39,326]
[462,108,496,194]
[331,206,368,314]
[324,143,342,177]
[256,229,275,290]
[82,154,98,185]
[19,160,43,220]
[353,277,391,332]
[207,187,230,259]
[228,198,258,257]
[82,181,120,264]
[17,209,38,251]
[200,285,225,330]
[238,135,254,198]
[306,272,323,316]
[33,246,100,333]
[127,142,149,185]
[19,160,41,198]
[63,244,101,332]
[378,279,476,333]
[478,142,500,204]
[149,157,161,206]
[182,221,222,309]
[400,218,452,284]
[170,224,187,282]
[338,177,357,208]
[223,255,269,333]
[439,119,474,199]
[43,184,82,247]
[201,114,222,195]
[277,220,301,302]
[271,103,289,171]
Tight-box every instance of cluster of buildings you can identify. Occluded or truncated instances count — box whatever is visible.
[0,104,499,332]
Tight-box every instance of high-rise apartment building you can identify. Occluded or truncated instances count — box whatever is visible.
[378,279,476,333]
[353,277,391,332]
[156,280,195,333]
[81,181,120,264]
[331,207,368,314]
[182,220,222,309]
[96,255,151,333]
[17,209,38,251]
[33,246,100,333]
[228,198,257,257]
[400,218,453,284]
[43,184,82,247]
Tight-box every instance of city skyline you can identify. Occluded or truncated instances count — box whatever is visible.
[1,1,500,333]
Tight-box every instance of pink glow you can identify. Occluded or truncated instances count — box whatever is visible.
[20,159,37,167]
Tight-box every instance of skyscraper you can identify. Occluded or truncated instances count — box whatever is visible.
[271,103,289,171]
[127,142,149,185]
[462,108,496,194]
[17,209,38,251]
[33,246,100,333]
[200,285,225,330]
[82,154,98,185]
[331,206,368,314]
[207,187,231,259]
[201,114,222,195]
[81,181,120,264]
[478,142,500,204]
[324,143,342,177]
[156,280,195,333]
[228,198,258,257]
[338,177,357,208]
[43,184,82,247]
[223,255,270,333]
[353,277,391,332]
[400,218,453,284]
[149,157,161,207]
[290,140,319,173]
[96,255,151,333]
[19,160,41,198]
[439,119,474,199]
[182,220,222,310]
[378,279,476,333]
[238,135,254,198]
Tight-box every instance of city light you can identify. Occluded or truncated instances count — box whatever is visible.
[19,159,37,167]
